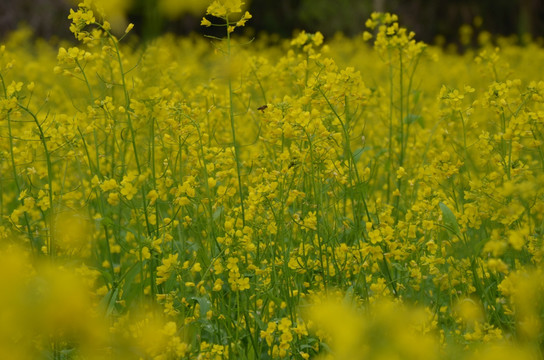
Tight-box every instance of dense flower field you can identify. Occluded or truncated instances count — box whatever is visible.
[1,0,544,359]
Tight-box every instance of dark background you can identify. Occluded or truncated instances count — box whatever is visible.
[0,0,543,44]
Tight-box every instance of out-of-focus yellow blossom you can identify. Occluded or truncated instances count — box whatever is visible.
[305,293,440,360]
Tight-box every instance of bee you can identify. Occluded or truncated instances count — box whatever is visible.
[257,105,268,112]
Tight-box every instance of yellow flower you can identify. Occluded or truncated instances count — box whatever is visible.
[213,278,224,291]
[396,166,407,179]
[237,277,250,291]
[303,211,317,231]
[205,0,244,18]
[141,246,151,260]
[100,178,118,192]
[120,182,137,200]
[235,11,252,27]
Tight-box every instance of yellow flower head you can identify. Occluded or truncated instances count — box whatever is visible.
[206,0,243,18]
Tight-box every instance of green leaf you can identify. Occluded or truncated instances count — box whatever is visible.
[99,216,114,227]
[353,146,370,163]
[343,285,355,303]
[411,89,421,105]
[98,287,119,316]
[191,296,212,317]
[213,205,223,220]
[439,202,460,237]
[403,114,423,126]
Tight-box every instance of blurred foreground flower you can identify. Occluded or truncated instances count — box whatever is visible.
[303,292,440,360]
[0,244,107,359]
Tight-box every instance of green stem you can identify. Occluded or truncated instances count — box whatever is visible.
[104,27,153,237]
[0,74,34,250]
[226,17,246,227]
[18,104,55,257]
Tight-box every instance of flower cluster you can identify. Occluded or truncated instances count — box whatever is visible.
[2,2,544,359]
[201,0,252,33]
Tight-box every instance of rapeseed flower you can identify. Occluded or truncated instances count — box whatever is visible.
[2,2,544,359]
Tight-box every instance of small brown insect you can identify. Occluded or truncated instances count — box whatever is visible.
[257,105,268,112]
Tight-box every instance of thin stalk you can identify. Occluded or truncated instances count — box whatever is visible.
[18,104,55,257]
[193,116,223,256]
[0,73,34,249]
[104,27,153,237]
[304,129,329,291]
[387,50,394,204]
[318,88,372,223]
[226,17,246,227]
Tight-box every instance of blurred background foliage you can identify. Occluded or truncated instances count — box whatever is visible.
[0,0,543,45]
